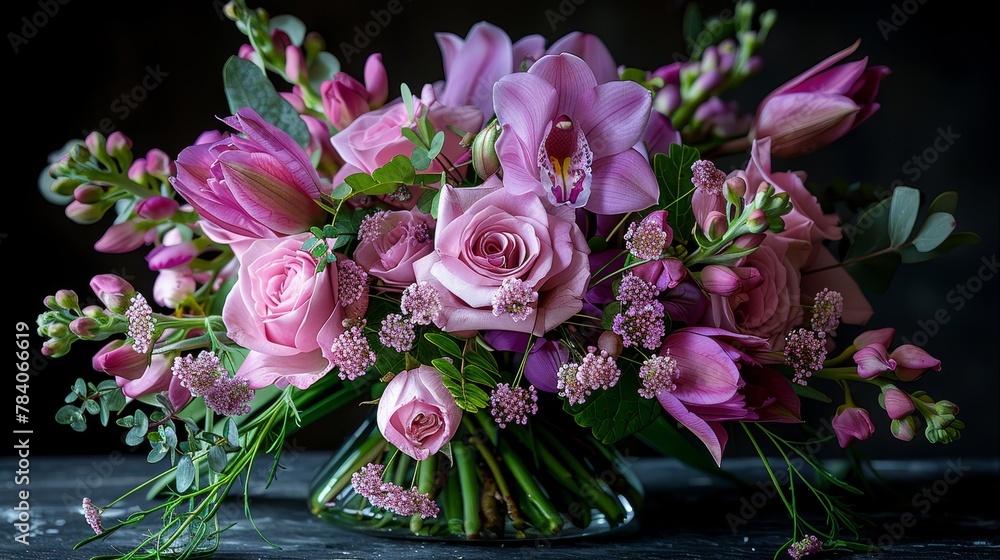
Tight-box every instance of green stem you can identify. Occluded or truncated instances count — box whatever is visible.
[463,417,526,531]
[442,462,464,536]
[453,441,482,539]
[536,429,625,524]
[410,454,438,534]
[497,438,563,535]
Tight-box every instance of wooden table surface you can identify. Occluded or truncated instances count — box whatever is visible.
[4,452,998,559]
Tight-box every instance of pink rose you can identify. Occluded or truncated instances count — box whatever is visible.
[701,235,808,352]
[377,365,462,460]
[412,176,590,337]
[353,209,434,288]
[222,233,368,390]
[330,85,482,178]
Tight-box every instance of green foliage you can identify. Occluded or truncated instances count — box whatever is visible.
[567,364,660,443]
[842,187,979,292]
[222,56,311,149]
[426,333,500,413]
[653,144,701,244]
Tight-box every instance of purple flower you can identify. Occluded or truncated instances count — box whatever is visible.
[493,53,657,215]
[751,40,891,158]
[170,107,327,241]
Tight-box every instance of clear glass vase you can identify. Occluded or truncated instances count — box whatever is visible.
[308,410,643,542]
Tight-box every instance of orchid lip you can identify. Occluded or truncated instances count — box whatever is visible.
[537,114,593,207]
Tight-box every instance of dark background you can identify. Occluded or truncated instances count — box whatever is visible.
[5,0,997,469]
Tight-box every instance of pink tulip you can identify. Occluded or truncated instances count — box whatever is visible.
[94,221,147,254]
[170,107,327,240]
[364,53,389,108]
[853,327,895,351]
[321,73,371,130]
[92,339,148,380]
[832,405,876,448]
[750,40,891,158]
[700,265,765,297]
[377,365,463,460]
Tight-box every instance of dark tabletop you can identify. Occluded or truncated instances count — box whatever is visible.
[4,452,998,560]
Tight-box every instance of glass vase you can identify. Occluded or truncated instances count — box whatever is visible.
[307,410,643,542]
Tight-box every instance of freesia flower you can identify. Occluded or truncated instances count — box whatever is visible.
[832,405,876,448]
[170,107,328,242]
[750,40,891,158]
[889,344,942,381]
[493,53,658,215]
[377,365,463,460]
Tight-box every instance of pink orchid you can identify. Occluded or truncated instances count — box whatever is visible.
[493,53,657,215]
[435,22,514,120]
[656,326,769,465]
[751,40,891,158]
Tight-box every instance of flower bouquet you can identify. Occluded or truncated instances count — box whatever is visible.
[35,1,981,558]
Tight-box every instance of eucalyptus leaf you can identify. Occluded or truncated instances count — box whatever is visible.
[888,186,920,247]
[147,444,168,464]
[84,399,100,415]
[55,405,80,425]
[176,455,195,493]
[269,14,306,45]
[74,378,87,397]
[208,446,229,473]
[225,418,241,448]
[428,131,445,159]
[307,51,341,96]
[223,56,310,149]
[911,212,956,252]
[927,191,959,215]
[401,83,415,121]
[411,147,432,170]
[899,231,981,264]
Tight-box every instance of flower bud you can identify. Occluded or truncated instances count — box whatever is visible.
[92,339,147,379]
[69,317,99,339]
[73,184,105,204]
[47,323,69,338]
[135,195,180,220]
[723,177,746,206]
[881,386,915,420]
[144,149,175,180]
[82,305,105,318]
[50,177,83,196]
[43,295,59,310]
[85,131,106,156]
[55,289,80,311]
[890,416,918,442]
[597,331,624,359]
[94,221,147,254]
[933,400,959,417]
[701,265,763,296]
[106,131,133,163]
[888,344,941,381]
[65,200,113,225]
[703,210,728,240]
[285,45,308,83]
[377,365,463,460]
[90,274,137,314]
[472,120,502,179]
[746,208,768,233]
[69,144,91,165]
[832,405,875,448]
[42,338,70,358]
[364,53,389,108]
[853,343,895,379]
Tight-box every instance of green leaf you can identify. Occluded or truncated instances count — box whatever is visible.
[911,212,956,252]
[269,14,306,45]
[84,399,100,415]
[64,392,78,403]
[208,446,228,473]
[176,455,195,493]
[465,346,499,375]
[927,191,958,215]
[416,187,440,217]
[411,147,432,171]
[209,273,239,317]
[463,364,497,387]
[97,379,119,391]
[55,405,80,425]
[125,409,148,446]
[653,144,701,244]
[103,389,126,412]
[570,371,660,443]
[116,415,135,428]
[372,154,416,185]
[428,131,445,159]
[301,237,320,252]
[400,126,424,147]
[888,186,920,247]
[417,116,435,146]
[147,444,167,464]
[99,400,110,427]
[74,378,87,397]
[70,419,87,432]
[844,251,902,293]
[636,416,732,478]
[223,55,310,149]
[424,332,463,359]
[225,418,240,448]
[307,52,341,98]
[792,382,833,403]
[900,231,980,264]
[844,197,892,260]
[401,83,415,121]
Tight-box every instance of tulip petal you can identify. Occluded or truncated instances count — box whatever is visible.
[658,392,727,466]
